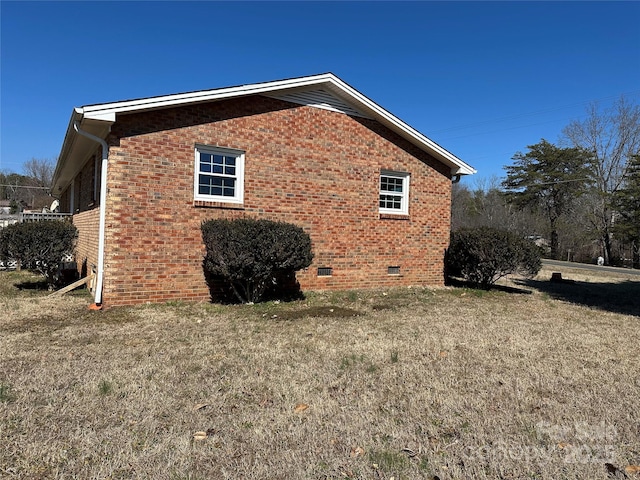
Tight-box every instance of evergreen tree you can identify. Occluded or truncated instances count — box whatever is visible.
[502,139,592,259]
[612,154,640,268]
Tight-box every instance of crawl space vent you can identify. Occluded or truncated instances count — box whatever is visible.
[317,267,333,277]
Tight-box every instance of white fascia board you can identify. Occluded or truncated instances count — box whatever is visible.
[80,74,338,120]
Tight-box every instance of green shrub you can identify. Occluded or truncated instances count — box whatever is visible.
[0,220,78,289]
[446,227,541,288]
[201,218,313,303]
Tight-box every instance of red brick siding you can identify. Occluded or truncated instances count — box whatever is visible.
[101,96,452,306]
[73,208,100,278]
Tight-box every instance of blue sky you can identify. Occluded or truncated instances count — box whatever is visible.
[2,1,639,186]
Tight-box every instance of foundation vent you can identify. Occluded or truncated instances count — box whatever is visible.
[387,266,401,275]
[317,267,333,277]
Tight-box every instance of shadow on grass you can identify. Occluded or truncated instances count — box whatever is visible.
[514,277,640,317]
[15,280,49,291]
[446,277,534,295]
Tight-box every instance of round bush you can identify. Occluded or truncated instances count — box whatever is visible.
[0,220,78,289]
[446,227,542,289]
[201,218,313,303]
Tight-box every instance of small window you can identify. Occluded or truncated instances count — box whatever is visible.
[388,266,401,275]
[379,171,409,215]
[317,267,333,277]
[194,145,244,204]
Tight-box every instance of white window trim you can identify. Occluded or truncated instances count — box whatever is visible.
[194,145,245,204]
[379,170,410,215]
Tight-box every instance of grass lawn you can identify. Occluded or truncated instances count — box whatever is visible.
[1,267,639,479]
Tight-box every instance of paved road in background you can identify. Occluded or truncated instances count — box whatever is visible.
[542,259,640,277]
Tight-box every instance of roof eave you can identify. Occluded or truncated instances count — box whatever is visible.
[51,109,114,196]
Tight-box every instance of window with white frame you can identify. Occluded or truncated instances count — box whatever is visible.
[194,145,244,204]
[379,171,410,215]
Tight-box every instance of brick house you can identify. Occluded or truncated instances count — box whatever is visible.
[51,73,475,307]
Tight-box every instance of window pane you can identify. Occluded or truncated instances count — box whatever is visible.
[392,178,403,192]
[198,175,235,197]
[380,194,402,209]
[199,153,239,178]
[380,176,404,193]
[222,178,235,196]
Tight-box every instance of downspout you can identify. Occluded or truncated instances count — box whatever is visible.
[73,121,109,308]
[452,174,462,184]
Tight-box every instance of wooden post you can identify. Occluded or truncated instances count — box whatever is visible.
[551,272,563,283]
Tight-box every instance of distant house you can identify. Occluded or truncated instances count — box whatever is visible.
[51,73,475,307]
[0,200,18,229]
[0,200,11,215]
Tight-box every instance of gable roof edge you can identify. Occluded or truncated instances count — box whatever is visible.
[80,73,475,175]
[53,73,475,193]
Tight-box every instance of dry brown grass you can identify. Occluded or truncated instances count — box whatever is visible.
[1,267,639,479]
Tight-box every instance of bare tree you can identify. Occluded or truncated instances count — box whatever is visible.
[451,181,473,231]
[20,158,56,210]
[23,158,56,188]
[562,96,640,264]
[451,176,540,236]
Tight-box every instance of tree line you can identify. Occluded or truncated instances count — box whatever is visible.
[0,158,56,212]
[453,97,640,268]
